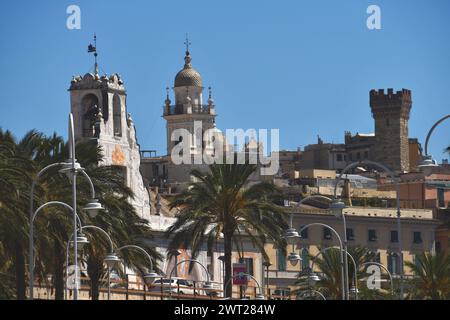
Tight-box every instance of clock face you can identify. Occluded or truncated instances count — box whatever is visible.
[112,144,125,166]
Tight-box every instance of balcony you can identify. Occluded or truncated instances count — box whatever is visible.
[164,104,212,116]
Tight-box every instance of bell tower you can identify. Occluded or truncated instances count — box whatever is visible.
[163,39,216,158]
[69,36,151,220]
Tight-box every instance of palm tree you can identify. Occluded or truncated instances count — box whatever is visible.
[0,129,36,299]
[166,163,288,298]
[294,247,393,300]
[405,252,450,300]
[1,129,162,300]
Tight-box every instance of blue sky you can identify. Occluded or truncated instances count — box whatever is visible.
[0,0,449,162]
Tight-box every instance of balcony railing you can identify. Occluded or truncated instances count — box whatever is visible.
[164,104,212,116]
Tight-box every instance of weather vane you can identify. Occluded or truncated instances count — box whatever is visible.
[88,33,98,75]
[184,33,191,54]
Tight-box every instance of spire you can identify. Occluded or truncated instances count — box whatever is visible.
[88,33,99,76]
[183,33,192,68]
[165,86,171,106]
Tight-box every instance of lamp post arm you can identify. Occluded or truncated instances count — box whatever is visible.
[223,272,263,299]
[424,114,450,156]
[116,245,154,271]
[29,200,81,300]
[168,259,211,299]
[79,169,96,199]
[298,223,346,300]
[32,201,82,227]
[361,262,394,294]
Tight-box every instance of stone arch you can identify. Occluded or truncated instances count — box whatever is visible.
[81,93,99,137]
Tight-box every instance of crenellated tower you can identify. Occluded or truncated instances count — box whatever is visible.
[370,88,412,172]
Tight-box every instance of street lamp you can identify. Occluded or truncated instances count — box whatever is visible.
[418,114,450,169]
[65,225,115,300]
[28,113,104,300]
[114,245,159,299]
[285,195,348,299]
[82,199,105,218]
[29,201,83,301]
[223,272,265,300]
[333,159,403,299]
[168,259,213,299]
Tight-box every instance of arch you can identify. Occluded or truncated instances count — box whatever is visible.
[81,94,99,137]
[113,94,122,136]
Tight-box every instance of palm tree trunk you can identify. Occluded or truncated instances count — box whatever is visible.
[87,256,104,300]
[14,241,26,300]
[224,231,233,298]
[53,241,65,300]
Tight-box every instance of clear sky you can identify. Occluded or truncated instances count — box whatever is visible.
[0,0,449,162]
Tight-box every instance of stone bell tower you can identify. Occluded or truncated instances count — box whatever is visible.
[163,45,216,157]
[370,88,412,172]
[69,41,151,220]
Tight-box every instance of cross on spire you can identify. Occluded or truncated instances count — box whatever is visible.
[88,33,99,75]
[184,33,191,54]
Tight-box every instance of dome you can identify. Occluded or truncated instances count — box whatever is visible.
[174,51,203,87]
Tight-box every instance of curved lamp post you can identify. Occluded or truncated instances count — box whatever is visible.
[286,195,348,300]
[297,289,326,300]
[360,261,394,296]
[29,201,83,300]
[107,245,159,300]
[308,246,358,300]
[168,259,213,299]
[223,272,265,300]
[286,223,346,300]
[333,159,403,299]
[65,225,115,300]
[28,113,104,300]
[419,114,450,168]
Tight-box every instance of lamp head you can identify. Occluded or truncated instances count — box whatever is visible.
[308,273,321,286]
[143,271,160,285]
[255,293,265,300]
[59,159,82,179]
[83,199,105,218]
[418,155,439,169]
[287,252,301,266]
[285,228,300,245]
[330,199,346,218]
[71,232,89,251]
[104,253,121,269]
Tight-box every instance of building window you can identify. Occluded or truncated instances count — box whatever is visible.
[390,230,398,243]
[239,257,254,276]
[437,188,445,208]
[299,225,308,239]
[369,251,381,263]
[113,94,122,137]
[337,154,343,162]
[323,227,332,240]
[387,253,399,275]
[364,151,369,159]
[368,229,377,242]
[276,250,286,272]
[347,228,355,241]
[349,154,353,161]
[413,232,423,244]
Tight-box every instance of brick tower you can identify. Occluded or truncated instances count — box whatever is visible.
[369,88,412,172]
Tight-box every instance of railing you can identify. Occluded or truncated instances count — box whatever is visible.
[164,104,211,116]
[32,275,264,300]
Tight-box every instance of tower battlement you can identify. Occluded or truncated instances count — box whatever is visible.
[370,88,412,109]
